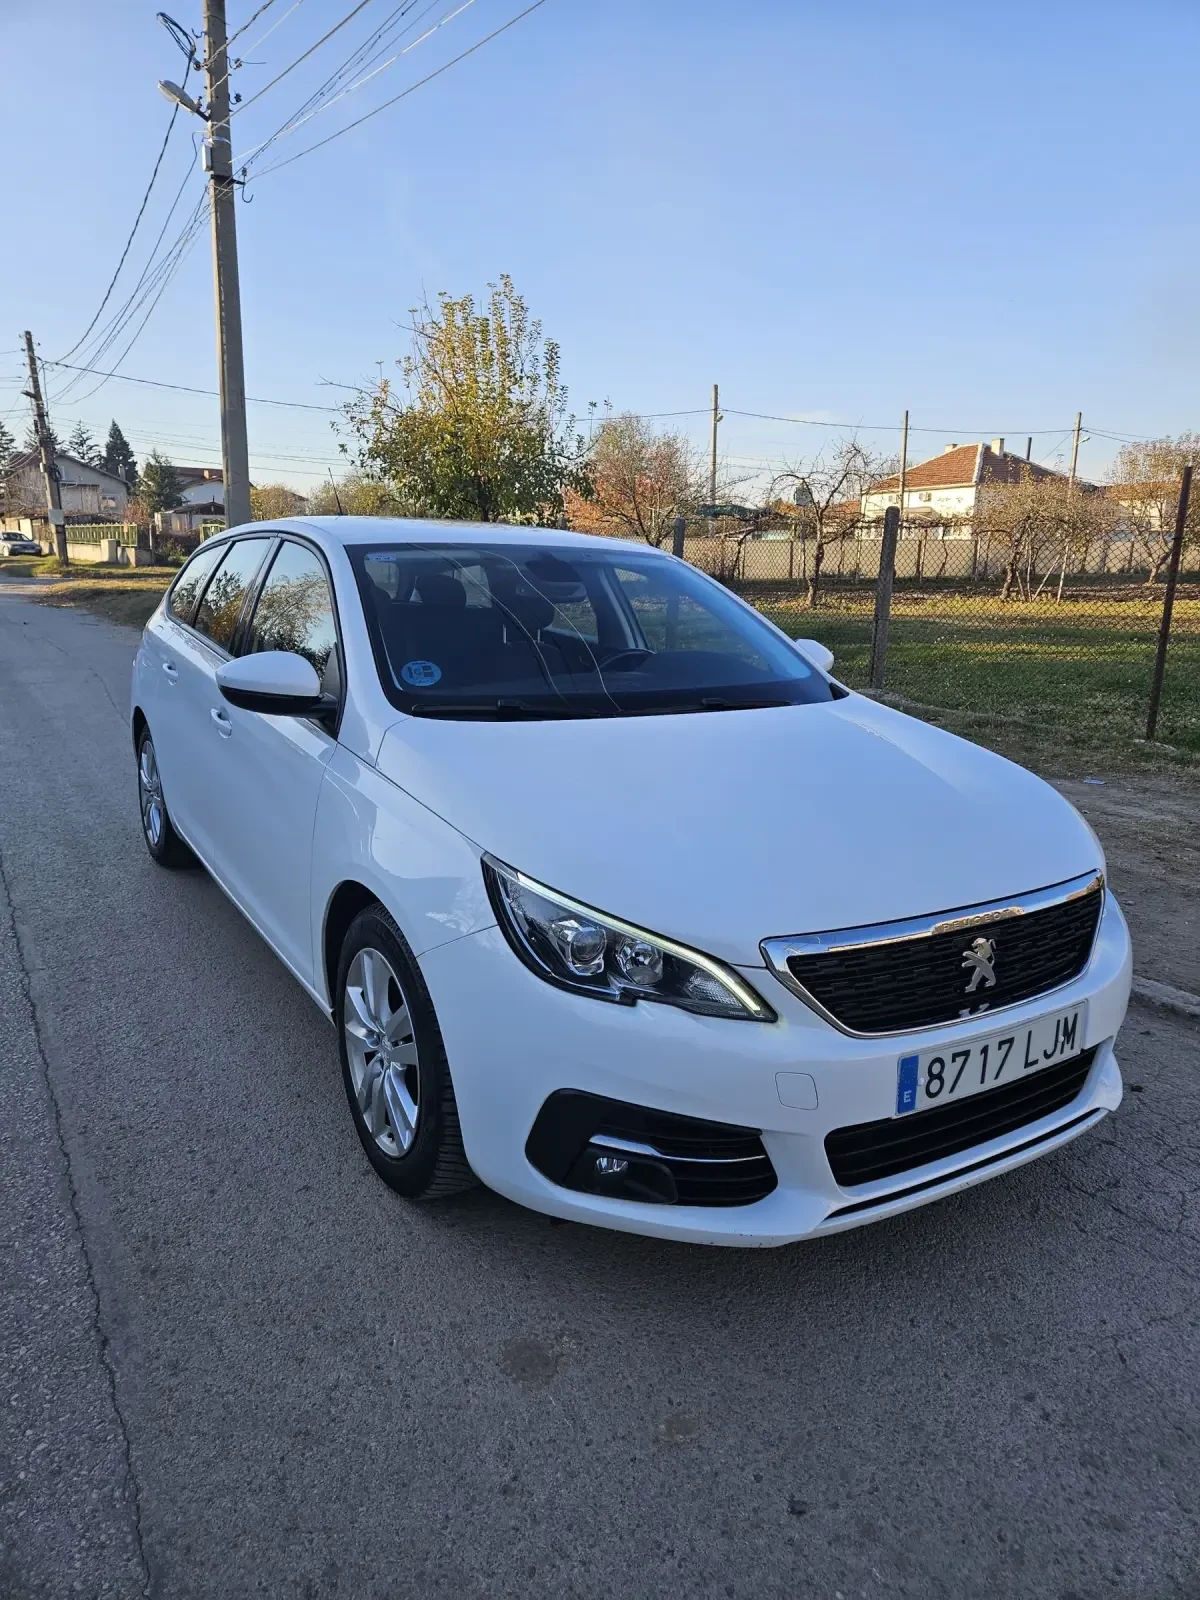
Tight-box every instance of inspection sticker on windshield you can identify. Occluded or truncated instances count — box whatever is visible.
[895,1003,1086,1116]
[400,659,442,687]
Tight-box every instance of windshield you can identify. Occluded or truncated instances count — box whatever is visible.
[348,541,839,720]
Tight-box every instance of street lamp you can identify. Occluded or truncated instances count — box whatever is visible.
[157,79,207,119]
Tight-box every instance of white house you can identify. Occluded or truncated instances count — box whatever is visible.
[160,466,225,536]
[2,451,130,519]
[862,440,1088,531]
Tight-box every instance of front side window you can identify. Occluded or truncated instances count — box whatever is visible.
[244,540,337,682]
[167,542,225,625]
[192,537,272,652]
[348,541,837,721]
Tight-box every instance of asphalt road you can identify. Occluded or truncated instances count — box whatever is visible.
[2,578,1198,1600]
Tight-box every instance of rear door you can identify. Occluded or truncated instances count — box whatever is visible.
[202,537,342,986]
[140,537,227,838]
[161,535,275,864]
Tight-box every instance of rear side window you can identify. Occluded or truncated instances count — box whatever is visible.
[167,542,224,625]
[192,538,272,652]
[245,541,337,680]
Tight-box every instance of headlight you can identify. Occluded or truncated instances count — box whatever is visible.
[483,856,774,1022]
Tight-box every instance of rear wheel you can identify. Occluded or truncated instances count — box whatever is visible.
[336,904,475,1199]
[136,728,194,868]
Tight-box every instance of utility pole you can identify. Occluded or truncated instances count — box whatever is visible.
[1025,436,1033,461]
[1057,411,1083,603]
[202,0,251,529]
[22,331,68,565]
[1067,411,1082,489]
[709,381,720,499]
[897,408,909,522]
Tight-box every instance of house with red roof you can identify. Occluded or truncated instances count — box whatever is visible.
[862,439,1089,530]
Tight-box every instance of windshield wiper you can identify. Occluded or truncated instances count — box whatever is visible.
[409,698,603,720]
[678,697,794,713]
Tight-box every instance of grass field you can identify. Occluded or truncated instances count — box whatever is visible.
[752,584,1200,760]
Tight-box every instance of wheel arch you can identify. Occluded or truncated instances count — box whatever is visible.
[132,705,148,752]
[322,879,382,1010]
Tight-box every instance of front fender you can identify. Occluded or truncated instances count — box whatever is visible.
[311,745,493,1009]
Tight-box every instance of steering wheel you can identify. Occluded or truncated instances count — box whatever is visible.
[600,647,654,671]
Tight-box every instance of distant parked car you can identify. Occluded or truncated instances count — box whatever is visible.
[0,536,42,556]
[130,516,1131,1246]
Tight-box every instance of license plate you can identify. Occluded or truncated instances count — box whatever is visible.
[895,1005,1086,1116]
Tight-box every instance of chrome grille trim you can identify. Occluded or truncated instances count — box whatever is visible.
[761,871,1104,1039]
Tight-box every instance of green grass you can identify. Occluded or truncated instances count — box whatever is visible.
[752,586,1200,761]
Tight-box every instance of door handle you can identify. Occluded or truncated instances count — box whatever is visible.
[162,661,178,680]
[210,707,233,737]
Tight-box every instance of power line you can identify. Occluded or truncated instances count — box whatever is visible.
[52,171,208,405]
[231,0,377,117]
[51,195,211,406]
[202,0,308,107]
[234,0,445,170]
[251,0,550,180]
[724,408,1074,435]
[226,0,280,48]
[41,358,342,412]
[55,104,182,363]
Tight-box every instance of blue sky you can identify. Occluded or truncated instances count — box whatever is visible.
[2,0,1197,493]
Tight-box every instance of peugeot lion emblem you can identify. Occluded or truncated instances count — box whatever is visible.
[962,936,998,993]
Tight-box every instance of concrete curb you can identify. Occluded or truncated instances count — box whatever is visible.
[1131,976,1200,1021]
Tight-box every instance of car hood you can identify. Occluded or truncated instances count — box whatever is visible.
[375,695,1102,965]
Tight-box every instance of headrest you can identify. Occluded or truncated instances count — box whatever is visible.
[412,573,467,608]
[497,587,554,635]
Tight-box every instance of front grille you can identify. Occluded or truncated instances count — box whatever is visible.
[526,1091,777,1207]
[825,1046,1097,1187]
[784,880,1103,1035]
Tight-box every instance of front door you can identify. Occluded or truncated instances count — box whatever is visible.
[202,538,342,988]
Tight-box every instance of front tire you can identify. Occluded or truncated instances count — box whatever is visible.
[335,904,475,1200]
[136,728,195,868]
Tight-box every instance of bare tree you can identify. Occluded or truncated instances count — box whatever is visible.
[771,439,891,607]
[567,412,702,546]
[975,470,1115,600]
[1109,434,1200,583]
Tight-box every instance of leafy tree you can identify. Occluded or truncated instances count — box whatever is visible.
[102,420,138,487]
[771,440,892,607]
[0,419,15,474]
[566,412,700,546]
[344,275,591,524]
[66,420,100,466]
[1109,434,1200,584]
[250,483,308,521]
[138,448,184,513]
[306,470,409,517]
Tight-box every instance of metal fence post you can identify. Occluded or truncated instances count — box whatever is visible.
[1146,465,1192,741]
[869,505,901,691]
[672,515,686,560]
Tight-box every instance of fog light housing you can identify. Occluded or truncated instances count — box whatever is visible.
[593,1154,629,1177]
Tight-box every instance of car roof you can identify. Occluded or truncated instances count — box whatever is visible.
[237,516,660,557]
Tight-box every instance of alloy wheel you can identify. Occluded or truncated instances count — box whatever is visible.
[138,739,165,847]
[343,946,421,1157]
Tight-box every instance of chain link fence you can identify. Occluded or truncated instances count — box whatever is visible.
[675,513,1200,754]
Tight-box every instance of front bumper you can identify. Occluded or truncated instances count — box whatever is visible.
[420,892,1132,1246]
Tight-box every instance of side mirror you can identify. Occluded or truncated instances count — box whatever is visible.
[216,651,323,715]
[793,638,834,675]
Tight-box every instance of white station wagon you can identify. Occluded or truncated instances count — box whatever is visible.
[130,518,1131,1245]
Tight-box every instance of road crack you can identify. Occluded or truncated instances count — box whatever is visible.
[0,842,153,1598]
